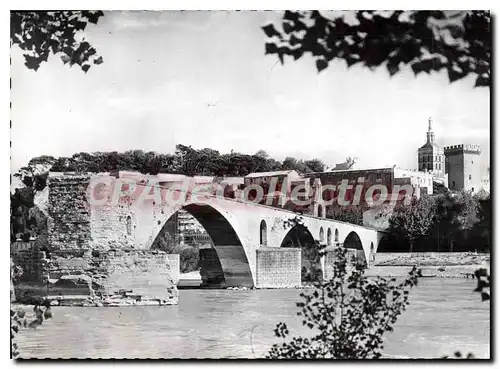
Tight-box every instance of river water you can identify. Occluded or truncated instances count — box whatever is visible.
[15,278,490,359]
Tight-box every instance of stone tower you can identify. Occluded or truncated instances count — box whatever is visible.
[418,118,446,182]
[444,144,482,193]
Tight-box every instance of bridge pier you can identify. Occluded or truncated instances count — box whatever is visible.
[255,247,301,289]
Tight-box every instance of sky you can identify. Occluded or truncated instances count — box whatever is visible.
[11,10,490,175]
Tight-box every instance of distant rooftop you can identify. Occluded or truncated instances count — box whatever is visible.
[245,170,297,178]
[305,166,397,175]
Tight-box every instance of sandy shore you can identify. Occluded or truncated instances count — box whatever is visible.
[370,252,490,278]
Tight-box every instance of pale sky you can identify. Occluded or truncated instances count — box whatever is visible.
[11,10,490,174]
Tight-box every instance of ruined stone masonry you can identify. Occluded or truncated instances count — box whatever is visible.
[12,173,180,306]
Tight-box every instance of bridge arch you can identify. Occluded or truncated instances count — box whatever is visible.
[343,231,367,267]
[319,227,325,244]
[280,222,315,248]
[280,222,321,282]
[151,202,254,288]
[327,228,332,246]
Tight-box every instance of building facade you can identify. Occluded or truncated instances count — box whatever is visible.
[444,144,482,193]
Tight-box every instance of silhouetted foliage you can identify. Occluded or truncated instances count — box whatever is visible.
[267,245,420,359]
[474,267,490,302]
[11,11,105,72]
[263,11,490,87]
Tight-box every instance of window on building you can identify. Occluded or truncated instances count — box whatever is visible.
[317,204,324,218]
[260,220,267,246]
[469,175,472,180]
[126,216,132,236]
[472,160,474,164]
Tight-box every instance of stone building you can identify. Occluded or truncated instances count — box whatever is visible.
[417,118,447,186]
[393,168,434,197]
[445,144,482,193]
[302,166,432,223]
[244,170,301,194]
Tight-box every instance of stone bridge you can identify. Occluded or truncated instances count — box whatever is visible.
[87,178,384,288]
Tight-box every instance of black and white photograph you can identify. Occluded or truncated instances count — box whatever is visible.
[9,8,491,360]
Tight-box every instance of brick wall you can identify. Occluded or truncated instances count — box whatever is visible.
[256,247,301,288]
[47,174,92,250]
[11,242,45,282]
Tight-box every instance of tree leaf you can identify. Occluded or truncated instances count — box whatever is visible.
[262,24,281,38]
[316,58,328,73]
[265,42,278,55]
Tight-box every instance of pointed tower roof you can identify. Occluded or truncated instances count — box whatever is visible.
[419,117,440,150]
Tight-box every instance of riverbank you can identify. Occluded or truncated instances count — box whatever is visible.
[14,280,490,359]
[370,252,489,278]
[374,252,490,267]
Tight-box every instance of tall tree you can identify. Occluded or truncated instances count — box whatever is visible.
[304,158,326,173]
[254,149,269,159]
[389,195,437,252]
[13,155,56,191]
[11,11,105,72]
[263,11,490,87]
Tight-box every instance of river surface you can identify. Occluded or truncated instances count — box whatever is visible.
[15,279,490,359]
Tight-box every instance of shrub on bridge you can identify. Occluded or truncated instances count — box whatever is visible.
[267,246,420,359]
[179,246,200,274]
